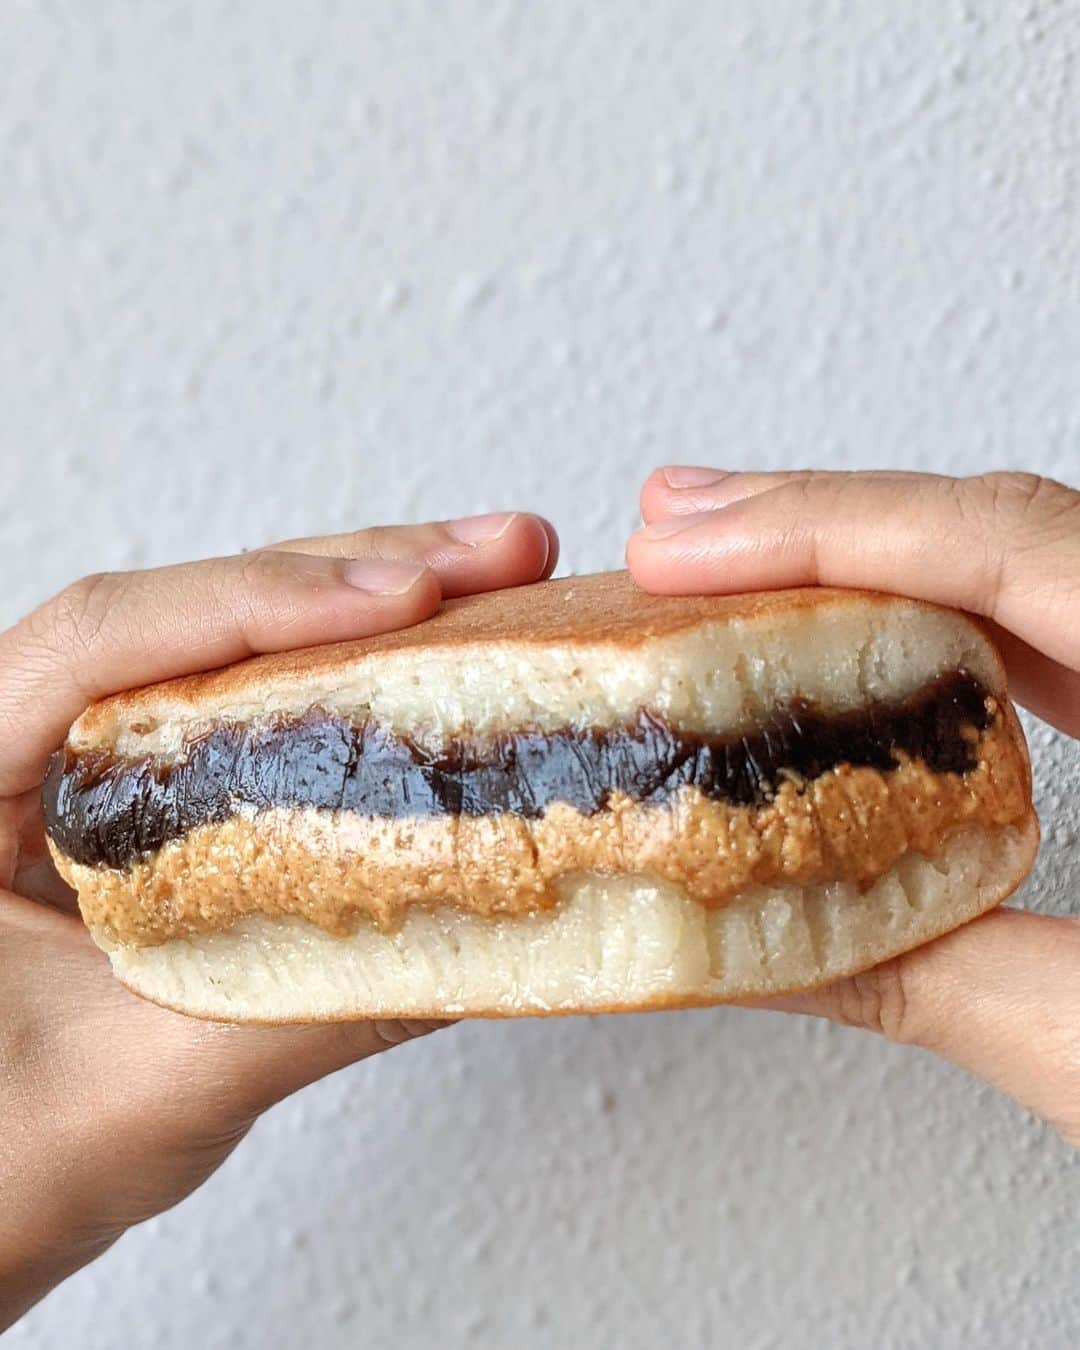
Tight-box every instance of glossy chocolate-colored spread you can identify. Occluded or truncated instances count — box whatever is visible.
[43,671,993,871]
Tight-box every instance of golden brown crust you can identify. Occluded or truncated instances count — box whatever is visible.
[71,572,997,743]
[53,709,1031,949]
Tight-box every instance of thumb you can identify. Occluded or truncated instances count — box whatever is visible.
[755,908,1080,1144]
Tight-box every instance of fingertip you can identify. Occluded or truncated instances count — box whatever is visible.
[639,470,672,525]
[625,530,686,595]
[502,511,560,583]
[404,565,444,624]
[536,515,561,579]
[433,511,559,598]
[405,562,444,617]
[494,511,558,580]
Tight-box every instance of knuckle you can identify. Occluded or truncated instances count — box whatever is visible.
[969,471,1079,532]
[356,524,393,550]
[234,548,278,588]
[933,474,988,535]
[949,473,1080,619]
[833,960,925,1046]
[343,524,428,562]
[774,472,856,527]
[781,474,825,509]
[370,1018,441,1049]
[230,548,317,601]
[964,475,1080,617]
[27,571,130,661]
[351,525,399,561]
[231,547,330,607]
[977,469,1045,504]
[227,552,285,632]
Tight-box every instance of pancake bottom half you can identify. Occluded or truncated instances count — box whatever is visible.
[84,819,1034,1023]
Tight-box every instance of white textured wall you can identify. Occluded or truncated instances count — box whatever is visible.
[5,3,1080,1346]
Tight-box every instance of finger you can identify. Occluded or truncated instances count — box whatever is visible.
[628,470,1080,671]
[271,511,559,598]
[9,790,79,909]
[749,909,1080,1146]
[0,550,441,797]
[639,466,920,524]
[2,511,560,798]
[979,620,1080,736]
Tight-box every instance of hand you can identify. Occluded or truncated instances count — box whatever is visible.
[0,510,557,1328]
[629,468,1080,1143]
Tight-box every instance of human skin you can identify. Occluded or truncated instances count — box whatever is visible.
[629,467,1080,1143]
[0,509,557,1329]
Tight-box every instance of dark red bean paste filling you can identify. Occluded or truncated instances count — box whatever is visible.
[42,671,992,870]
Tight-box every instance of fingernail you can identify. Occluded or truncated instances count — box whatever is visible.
[662,466,730,489]
[445,511,518,546]
[341,559,428,594]
[640,511,716,540]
